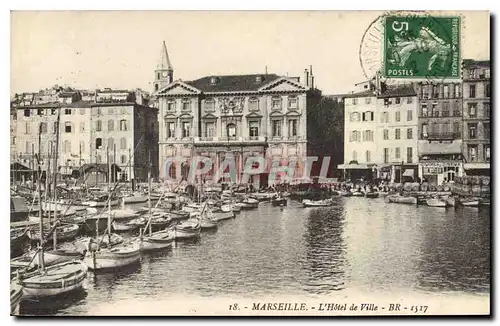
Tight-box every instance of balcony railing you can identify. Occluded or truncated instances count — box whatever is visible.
[421,132,461,140]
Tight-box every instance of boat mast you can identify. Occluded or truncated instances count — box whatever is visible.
[36,124,45,272]
[107,146,112,242]
[148,151,152,236]
[52,109,61,248]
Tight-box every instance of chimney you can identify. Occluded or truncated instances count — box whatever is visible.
[309,65,314,89]
[311,75,315,90]
[304,69,309,87]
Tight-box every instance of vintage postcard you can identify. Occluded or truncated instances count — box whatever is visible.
[10,10,490,316]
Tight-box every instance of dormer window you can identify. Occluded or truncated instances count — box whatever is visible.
[255,76,263,83]
[210,77,218,85]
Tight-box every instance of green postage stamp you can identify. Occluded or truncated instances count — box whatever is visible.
[383,15,461,78]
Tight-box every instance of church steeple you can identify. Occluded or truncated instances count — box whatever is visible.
[154,41,174,92]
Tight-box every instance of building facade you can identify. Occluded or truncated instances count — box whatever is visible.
[154,43,312,186]
[415,81,464,185]
[462,59,490,176]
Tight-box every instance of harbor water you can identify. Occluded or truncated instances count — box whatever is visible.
[20,197,490,315]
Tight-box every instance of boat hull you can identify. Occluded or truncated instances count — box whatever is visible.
[84,245,141,270]
[83,199,119,207]
[212,211,235,221]
[426,199,447,207]
[461,200,480,207]
[10,283,23,315]
[141,232,174,251]
[123,196,148,204]
[272,199,288,206]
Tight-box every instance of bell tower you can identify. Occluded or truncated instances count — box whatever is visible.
[154,41,174,92]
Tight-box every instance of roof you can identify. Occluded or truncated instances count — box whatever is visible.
[158,41,173,71]
[185,74,281,93]
[64,100,94,108]
[80,163,122,173]
[58,92,77,98]
[378,84,416,98]
[419,141,462,155]
[462,59,490,68]
[343,90,376,98]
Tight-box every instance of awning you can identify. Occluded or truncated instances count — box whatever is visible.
[402,169,414,177]
[419,141,462,155]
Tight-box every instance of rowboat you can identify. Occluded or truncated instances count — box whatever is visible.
[27,223,80,242]
[302,199,332,207]
[240,197,259,209]
[386,195,417,205]
[250,192,275,202]
[11,246,84,270]
[122,193,148,204]
[352,191,364,197]
[10,281,23,315]
[112,217,146,232]
[82,197,120,207]
[426,198,447,207]
[140,229,174,252]
[365,192,379,198]
[211,210,235,222]
[199,218,218,230]
[339,191,352,197]
[170,219,201,240]
[460,198,480,207]
[20,260,88,298]
[271,197,287,206]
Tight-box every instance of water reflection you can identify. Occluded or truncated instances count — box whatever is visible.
[20,287,88,316]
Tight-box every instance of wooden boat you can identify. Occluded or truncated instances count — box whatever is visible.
[10,281,23,314]
[365,192,379,198]
[122,193,148,204]
[302,199,332,207]
[240,197,259,209]
[170,219,201,240]
[83,237,141,270]
[20,260,88,298]
[27,223,80,242]
[11,247,84,269]
[271,197,287,206]
[169,210,191,221]
[426,198,447,207]
[352,191,364,197]
[199,218,218,230]
[11,228,28,254]
[339,191,352,197]
[82,196,120,207]
[460,198,480,207]
[251,192,275,202]
[480,198,491,206]
[211,210,235,222]
[140,229,174,251]
[445,196,456,207]
[386,194,417,205]
[182,203,202,213]
[112,217,145,232]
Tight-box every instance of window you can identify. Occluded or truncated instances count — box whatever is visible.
[204,122,215,137]
[381,111,389,123]
[383,148,389,163]
[96,120,102,131]
[431,103,438,117]
[485,83,490,97]
[182,122,190,138]
[484,103,490,118]
[121,155,127,164]
[395,98,401,104]
[365,150,371,162]
[422,123,428,138]
[365,97,371,104]
[407,128,413,139]
[395,147,401,159]
[120,120,128,131]
[362,111,374,121]
[443,85,449,98]
[468,145,477,162]
[226,123,236,138]
[210,77,218,85]
[350,112,360,122]
[37,109,43,116]
[167,122,175,138]
[24,122,31,134]
[407,97,413,104]
[12,136,15,145]
[51,109,57,115]
[95,138,102,149]
[407,109,413,121]
[108,138,115,150]
[352,98,357,105]
[64,122,72,133]
[453,122,460,135]
[272,120,281,137]
[483,123,490,139]
[350,130,359,142]
[352,151,358,161]
[64,108,72,115]
[79,141,85,153]
[182,100,191,111]
[63,140,71,153]
[432,85,439,98]
[249,98,259,111]
[407,147,413,163]
[120,137,127,150]
[485,146,490,162]
[24,109,30,117]
[455,85,460,98]
[255,76,262,83]
[395,111,401,122]
[442,102,450,117]
[469,85,476,98]
[25,141,31,153]
[468,103,477,117]
[468,69,477,79]
[287,119,297,137]
[421,104,428,117]
[272,97,282,109]
[288,97,298,109]
[383,129,389,140]
[249,121,259,137]
[167,101,175,111]
[395,128,401,140]
[40,122,47,134]
[363,130,373,141]
[485,69,491,79]
[204,99,215,112]
[468,123,477,139]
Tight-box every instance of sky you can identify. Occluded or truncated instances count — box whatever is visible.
[10,11,490,96]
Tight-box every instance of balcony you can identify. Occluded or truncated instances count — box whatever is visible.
[193,136,266,145]
[421,132,461,141]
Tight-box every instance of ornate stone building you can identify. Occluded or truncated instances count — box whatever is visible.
[154,43,312,186]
